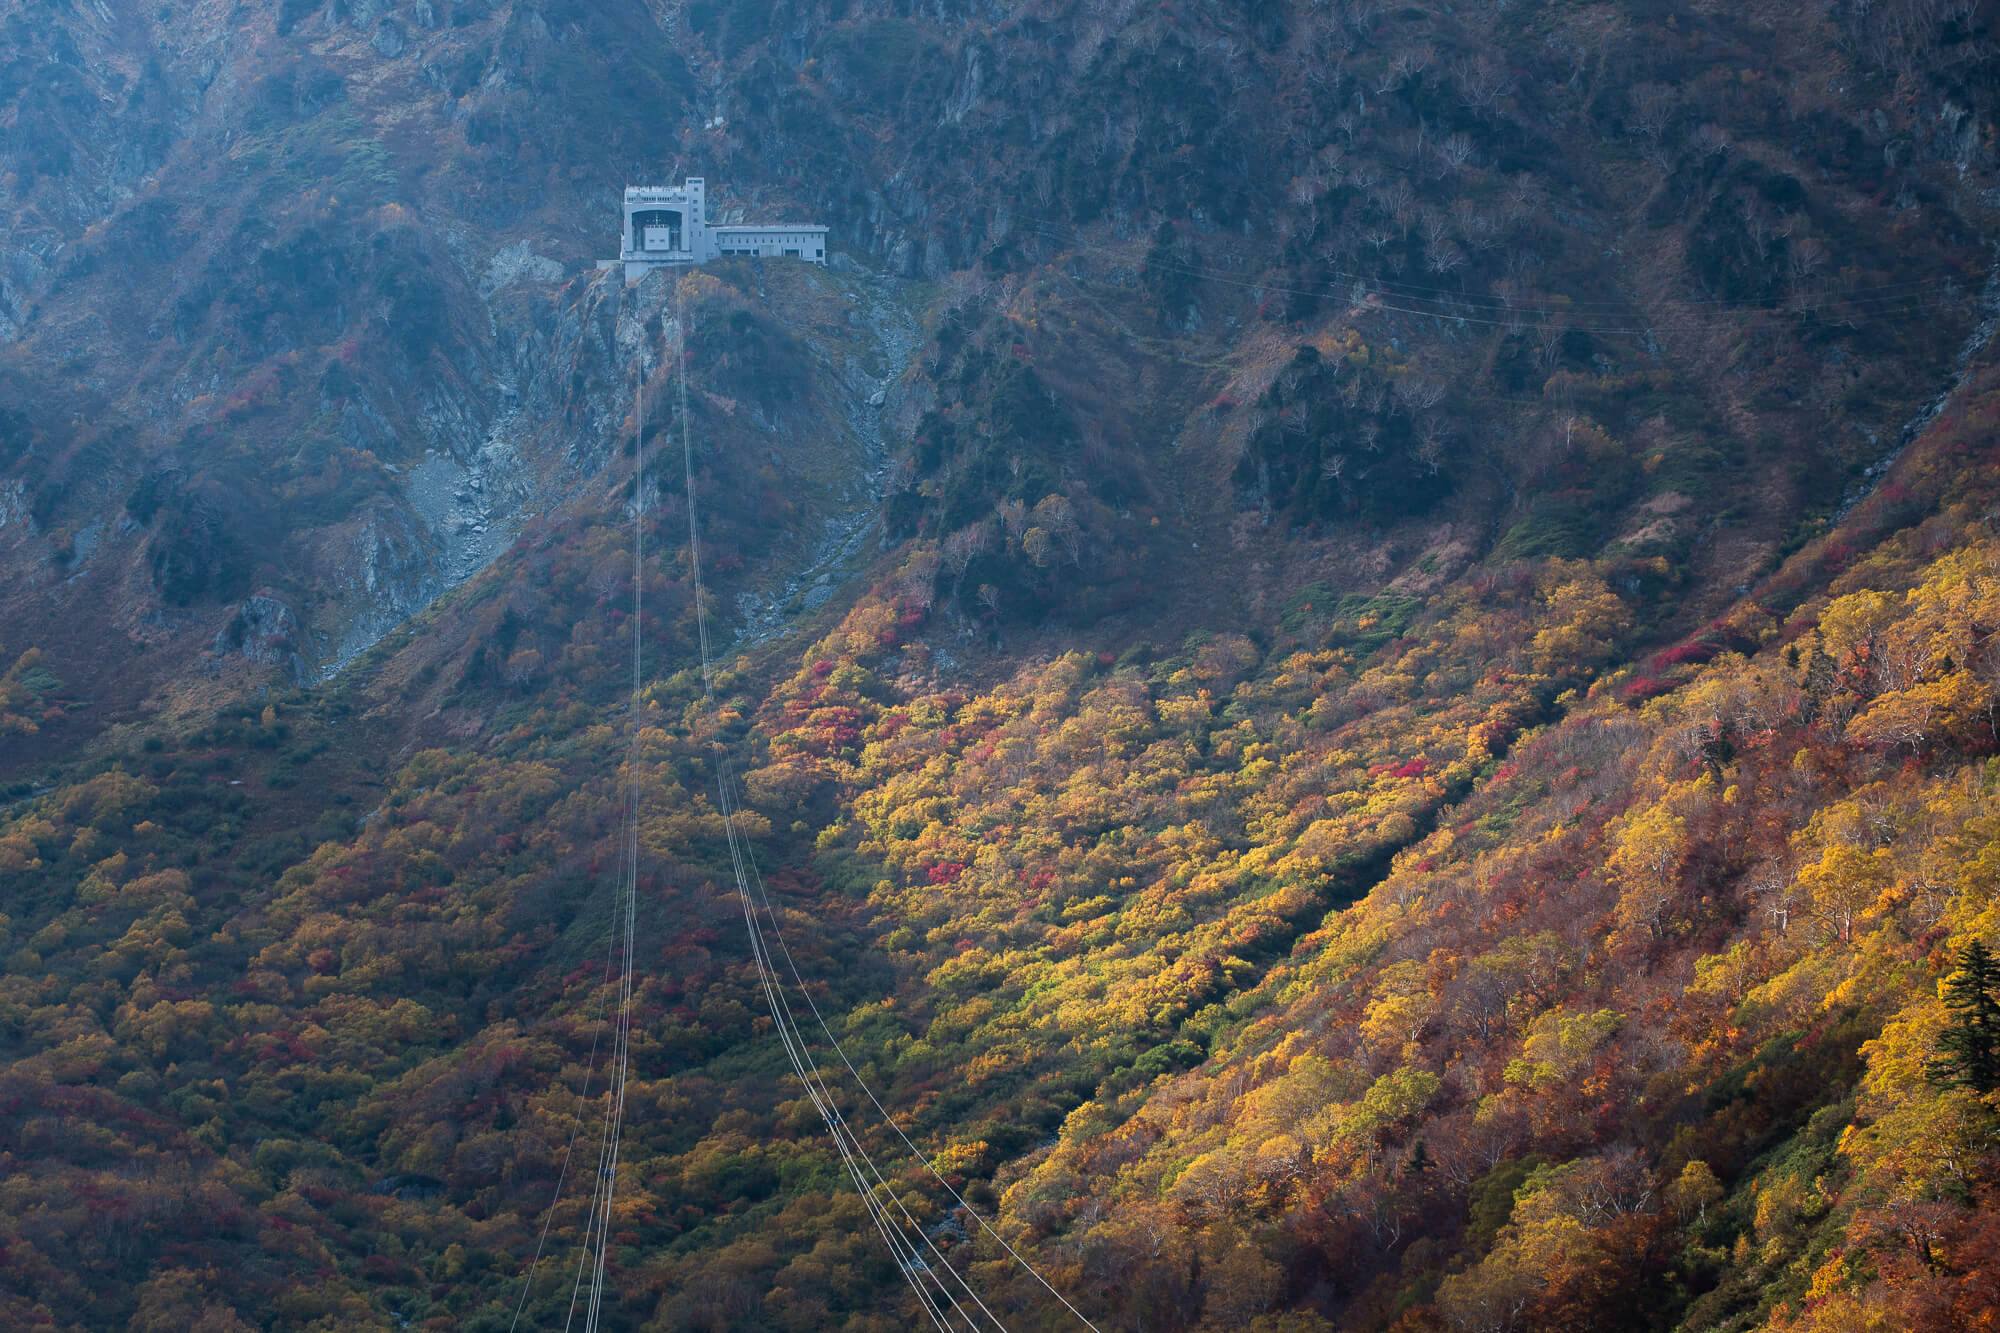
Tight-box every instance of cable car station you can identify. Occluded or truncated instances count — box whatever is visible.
[602,178,829,281]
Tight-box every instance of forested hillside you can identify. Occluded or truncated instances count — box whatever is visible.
[3,0,2000,1329]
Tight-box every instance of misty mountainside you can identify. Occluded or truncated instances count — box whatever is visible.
[4,0,2000,1331]
[4,0,1995,740]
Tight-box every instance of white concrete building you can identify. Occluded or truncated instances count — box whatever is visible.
[601,178,828,281]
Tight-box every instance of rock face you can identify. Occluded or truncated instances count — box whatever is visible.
[214,592,306,680]
[2,0,1997,753]
[0,1,689,714]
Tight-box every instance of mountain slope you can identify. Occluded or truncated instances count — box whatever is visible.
[6,0,1997,749]
[3,0,2000,1331]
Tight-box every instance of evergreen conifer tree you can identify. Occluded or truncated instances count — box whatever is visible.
[1926,939,2000,1093]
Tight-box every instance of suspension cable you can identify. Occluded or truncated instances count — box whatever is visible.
[673,279,1030,1329]
[565,339,652,1333]
[506,906,622,1333]
[672,275,1107,1329]
[720,755,1105,1332]
[510,322,651,1333]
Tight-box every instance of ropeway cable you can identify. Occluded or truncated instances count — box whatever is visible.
[721,752,1062,1331]
[509,345,653,1333]
[670,279,1100,1330]
[664,284,952,1327]
[572,785,638,1333]
[671,282,1038,1330]
[718,795,988,1331]
[709,739,1011,1332]
[717,754,1106,1332]
[506,906,622,1333]
[589,348,653,1332]
[669,284,981,1331]
[716,743,1001,1332]
[561,353,652,1333]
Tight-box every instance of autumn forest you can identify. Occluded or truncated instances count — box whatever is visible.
[5,0,2000,1330]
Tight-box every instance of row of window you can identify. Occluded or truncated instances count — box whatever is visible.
[718,248,826,260]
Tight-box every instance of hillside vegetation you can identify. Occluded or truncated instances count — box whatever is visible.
[6,353,2000,1332]
[2,0,2000,1330]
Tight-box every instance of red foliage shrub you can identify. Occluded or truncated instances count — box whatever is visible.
[1657,641,1720,667]
[1621,675,1674,704]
